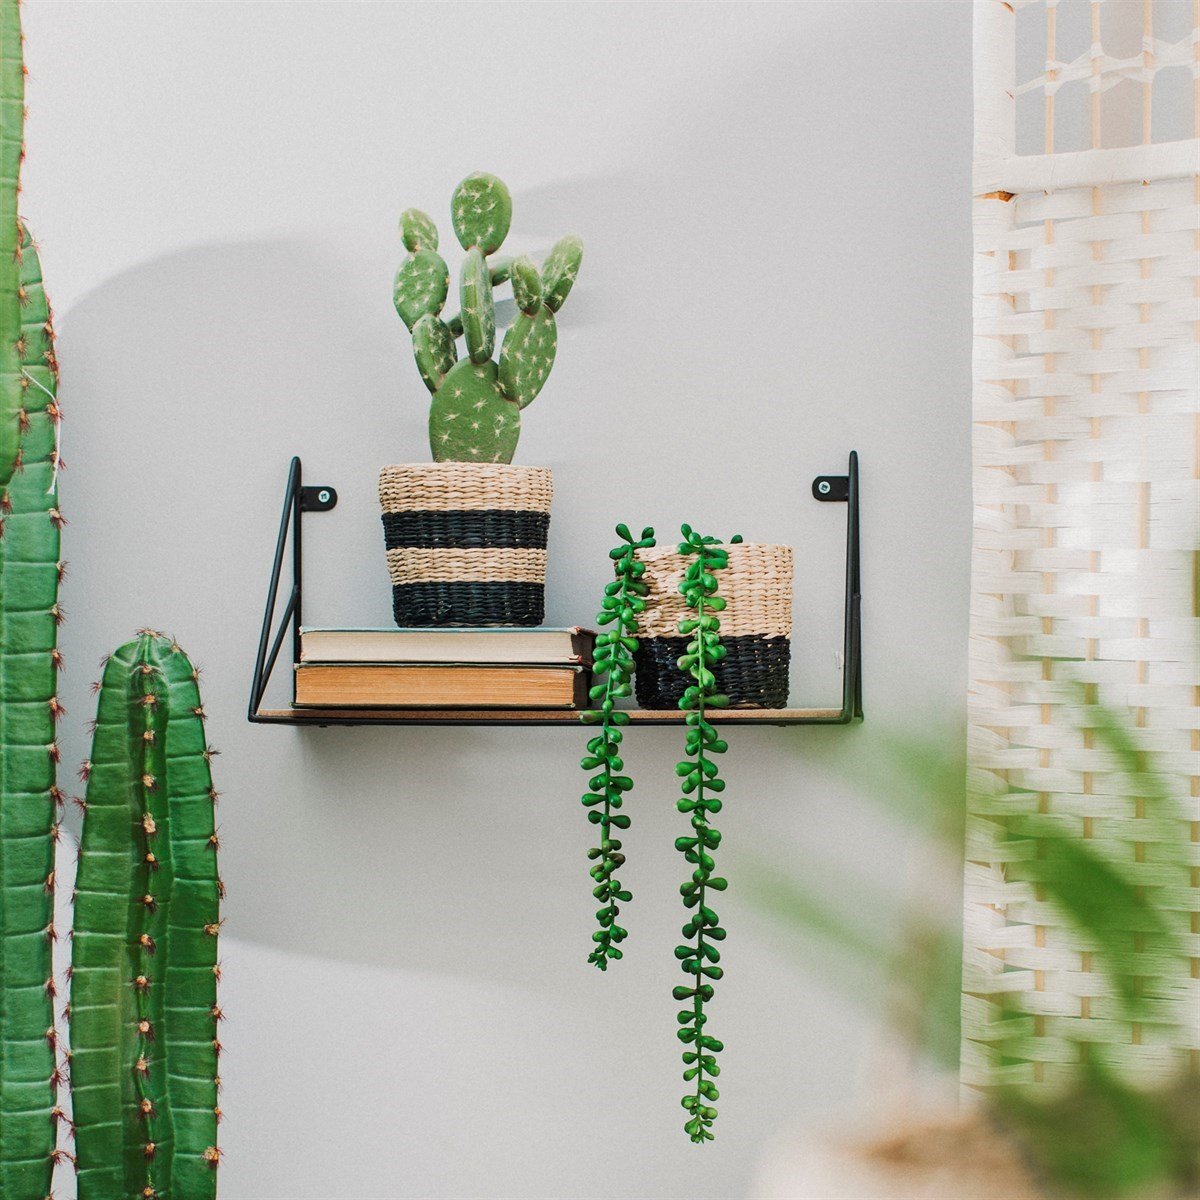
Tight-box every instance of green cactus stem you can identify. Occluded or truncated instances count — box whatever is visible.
[72,633,221,1200]
[489,256,513,286]
[0,1,63,1192]
[428,358,520,463]
[541,235,583,313]
[459,247,495,364]
[579,524,654,969]
[672,526,732,1145]
[394,174,582,462]
[0,0,22,490]
[451,172,511,254]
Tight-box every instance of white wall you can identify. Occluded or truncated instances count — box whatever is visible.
[24,3,973,1197]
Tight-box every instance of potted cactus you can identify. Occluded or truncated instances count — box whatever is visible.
[380,172,583,626]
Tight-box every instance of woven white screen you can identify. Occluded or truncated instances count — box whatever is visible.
[965,0,1199,1091]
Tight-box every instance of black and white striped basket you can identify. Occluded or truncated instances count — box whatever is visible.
[633,543,794,708]
[378,463,553,627]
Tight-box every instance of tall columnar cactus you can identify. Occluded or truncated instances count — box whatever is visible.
[0,2,65,1196]
[394,172,583,463]
[71,633,222,1200]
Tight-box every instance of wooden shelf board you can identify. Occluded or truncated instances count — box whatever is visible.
[255,706,846,726]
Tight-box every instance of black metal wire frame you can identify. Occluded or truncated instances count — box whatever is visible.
[247,453,863,726]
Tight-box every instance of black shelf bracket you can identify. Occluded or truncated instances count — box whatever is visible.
[248,452,863,726]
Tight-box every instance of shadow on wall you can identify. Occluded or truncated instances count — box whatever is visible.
[49,0,966,1002]
[51,237,684,997]
[51,234,858,1002]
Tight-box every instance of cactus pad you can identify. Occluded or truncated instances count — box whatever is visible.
[460,247,495,364]
[393,248,450,332]
[542,235,583,313]
[412,314,458,394]
[499,307,558,410]
[511,256,543,314]
[451,172,512,254]
[429,358,520,463]
[400,207,438,253]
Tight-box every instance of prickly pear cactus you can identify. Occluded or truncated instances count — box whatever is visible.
[394,173,583,462]
[71,633,222,1200]
[0,3,65,1196]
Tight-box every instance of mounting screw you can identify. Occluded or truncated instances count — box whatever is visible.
[818,480,831,495]
[317,490,331,504]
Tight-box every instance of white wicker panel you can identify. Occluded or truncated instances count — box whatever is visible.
[967,0,1199,1092]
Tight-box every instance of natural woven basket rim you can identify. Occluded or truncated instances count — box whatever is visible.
[379,462,553,514]
[635,542,793,638]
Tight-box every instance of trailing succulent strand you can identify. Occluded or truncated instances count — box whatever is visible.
[672,526,733,1145]
[0,0,66,1193]
[394,172,583,463]
[72,632,221,1200]
[579,523,655,969]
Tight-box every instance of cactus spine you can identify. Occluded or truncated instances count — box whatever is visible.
[72,633,222,1199]
[0,1,64,1195]
[394,172,583,463]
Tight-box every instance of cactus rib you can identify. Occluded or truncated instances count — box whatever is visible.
[72,633,221,1200]
[0,1,61,1190]
[0,0,23,487]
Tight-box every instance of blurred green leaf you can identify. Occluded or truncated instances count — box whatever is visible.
[997,1058,1184,1199]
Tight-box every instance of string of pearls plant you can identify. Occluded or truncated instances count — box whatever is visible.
[673,526,735,1143]
[579,523,655,969]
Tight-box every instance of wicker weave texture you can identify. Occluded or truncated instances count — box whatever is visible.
[967,0,1199,1094]
[634,635,791,710]
[384,546,547,585]
[634,543,794,639]
[378,463,552,627]
[379,462,553,514]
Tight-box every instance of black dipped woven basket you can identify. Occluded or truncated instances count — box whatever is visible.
[378,463,553,626]
[633,543,794,709]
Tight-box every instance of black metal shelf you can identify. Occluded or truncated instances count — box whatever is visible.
[248,453,862,728]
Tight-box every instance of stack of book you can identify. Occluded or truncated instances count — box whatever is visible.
[293,626,595,709]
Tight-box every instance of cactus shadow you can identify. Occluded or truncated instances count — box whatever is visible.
[51,238,611,993]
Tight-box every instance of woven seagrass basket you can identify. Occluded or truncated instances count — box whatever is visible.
[633,542,793,709]
[378,463,553,626]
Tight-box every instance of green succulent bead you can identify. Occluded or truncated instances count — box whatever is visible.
[400,207,438,252]
[451,171,512,254]
[428,358,519,463]
[542,234,583,312]
[510,255,543,315]
[498,306,557,409]
[459,247,495,364]
[579,524,655,970]
[411,314,458,395]
[394,248,450,331]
